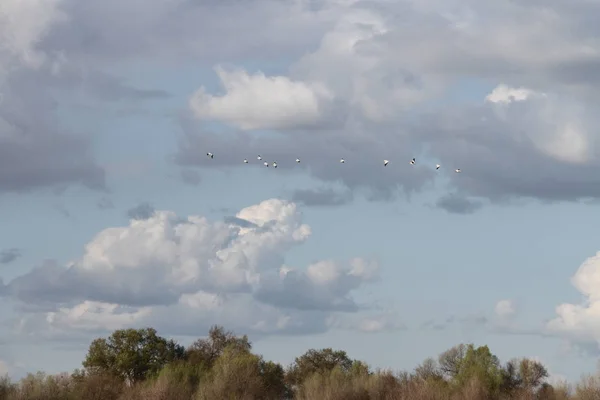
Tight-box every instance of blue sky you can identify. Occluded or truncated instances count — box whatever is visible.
[1,0,600,384]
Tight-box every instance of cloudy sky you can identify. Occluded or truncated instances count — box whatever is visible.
[1,0,600,382]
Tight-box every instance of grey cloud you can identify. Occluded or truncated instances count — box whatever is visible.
[412,101,600,204]
[436,194,483,215]
[126,202,155,220]
[362,0,600,94]
[6,261,181,308]
[292,187,354,207]
[0,248,21,264]
[223,216,258,228]
[170,0,600,210]
[0,68,106,195]
[38,0,334,65]
[174,115,435,202]
[254,270,359,312]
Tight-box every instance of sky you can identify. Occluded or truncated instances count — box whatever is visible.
[2,0,600,384]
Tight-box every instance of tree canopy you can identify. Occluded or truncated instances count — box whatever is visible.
[82,327,185,384]
[0,326,582,400]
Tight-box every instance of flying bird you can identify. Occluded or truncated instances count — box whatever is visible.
[296,158,301,163]
[384,160,389,166]
[263,161,269,167]
[243,159,248,163]
[455,169,461,173]
[436,164,440,170]
[207,152,213,159]
[340,158,345,163]
[273,161,278,168]
[257,155,262,160]
[410,158,415,165]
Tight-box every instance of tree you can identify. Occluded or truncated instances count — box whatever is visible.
[438,344,466,378]
[454,344,503,396]
[414,357,444,382]
[260,360,290,399]
[196,346,281,400]
[186,325,252,367]
[286,348,354,386]
[501,358,549,397]
[82,327,185,384]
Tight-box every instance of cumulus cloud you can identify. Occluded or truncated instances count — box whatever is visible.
[547,252,600,348]
[495,299,516,319]
[4,199,385,338]
[190,66,336,130]
[0,0,102,195]
[4,0,600,206]
[169,0,600,210]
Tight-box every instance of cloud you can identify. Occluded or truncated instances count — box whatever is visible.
[414,84,600,204]
[0,248,21,265]
[4,199,385,338]
[435,193,482,214]
[169,0,600,210]
[547,252,600,349]
[495,299,516,319]
[190,66,337,130]
[37,0,337,65]
[0,0,107,195]
[126,202,155,220]
[5,0,600,206]
[223,216,258,228]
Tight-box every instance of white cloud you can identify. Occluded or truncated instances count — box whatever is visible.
[547,252,600,346]
[485,84,534,104]
[190,66,335,130]
[6,199,388,339]
[484,85,591,165]
[495,299,516,319]
[0,0,67,69]
[174,0,600,207]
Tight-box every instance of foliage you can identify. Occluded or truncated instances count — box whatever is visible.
[185,325,252,368]
[286,348,354,386]
[4,325,600,399]
[82,327,185,384]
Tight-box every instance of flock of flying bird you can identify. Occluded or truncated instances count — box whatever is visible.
[205,152,462,173]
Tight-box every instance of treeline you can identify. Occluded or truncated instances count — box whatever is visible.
[0,326,598,399]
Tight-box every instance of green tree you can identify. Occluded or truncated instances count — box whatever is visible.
[186,325,252,367]
[196,346,272,399]
[260,360,290,399]
[454,344,503,396]
[286,348,354,386]
[82,327,184,384]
